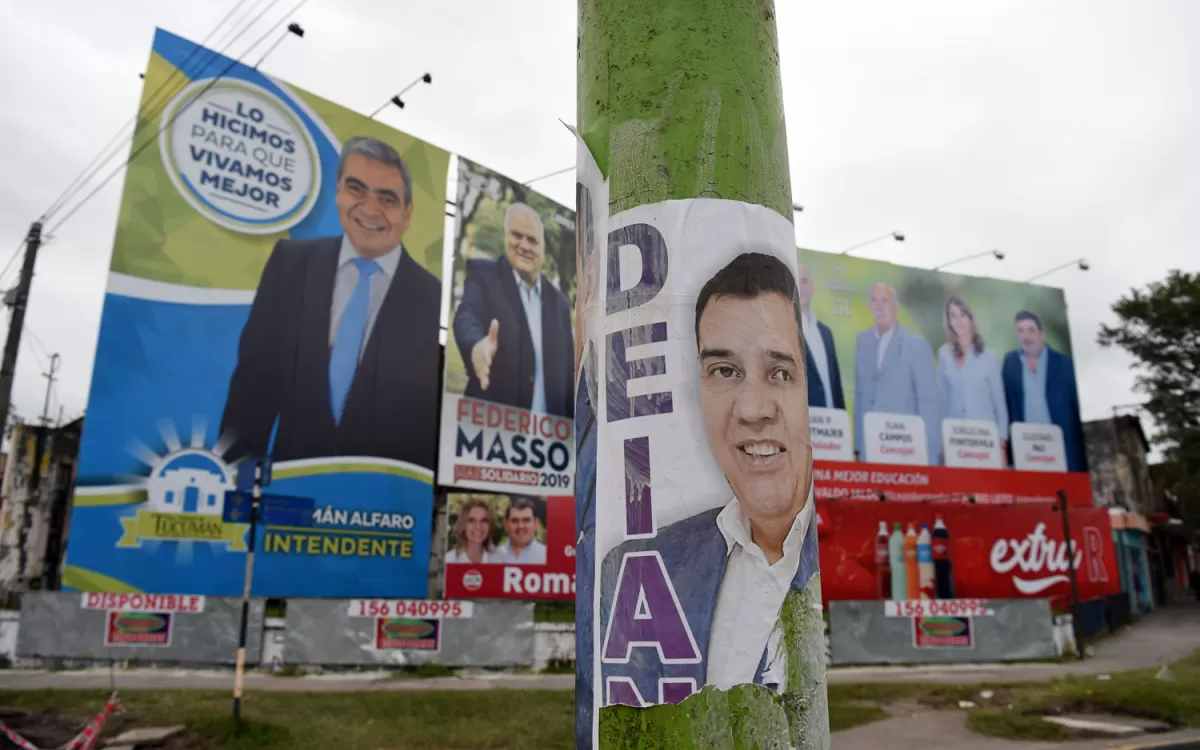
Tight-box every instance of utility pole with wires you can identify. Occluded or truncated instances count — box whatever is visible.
[41,352,60,426]
[0,221,44,436]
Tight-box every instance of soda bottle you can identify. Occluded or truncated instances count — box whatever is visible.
[888,522,906,601]
[917,523,934,600]
[904,523,919,601]
[933,515,956,599]
[874,521,891,599]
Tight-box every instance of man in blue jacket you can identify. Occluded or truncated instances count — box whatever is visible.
[452,203,574,418]
[595,253,827,743]
[1002,311,1088,472]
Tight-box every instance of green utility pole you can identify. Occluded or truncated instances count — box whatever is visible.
[579,1,828,747]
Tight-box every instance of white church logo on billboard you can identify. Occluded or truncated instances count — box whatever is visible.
[118,447,248,551]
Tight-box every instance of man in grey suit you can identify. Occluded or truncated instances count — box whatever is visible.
[853,283,941,464]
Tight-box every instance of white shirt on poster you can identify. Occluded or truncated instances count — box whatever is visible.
[512,269,547,415]
[705,493,815,692]
[492,539,547,564]
[445,548,495,564]
[330,237,402,358]
[875,325,896,370]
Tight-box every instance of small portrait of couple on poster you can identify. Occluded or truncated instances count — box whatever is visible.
[445,494,548,565]
[598,252,823,704]
[218,136,441,469]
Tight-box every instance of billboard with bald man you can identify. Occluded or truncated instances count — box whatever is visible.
[795,248,1090,491]
[439,158,577,494]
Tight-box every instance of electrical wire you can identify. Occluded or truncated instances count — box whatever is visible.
[40,0,256,221]
[43,0,311,239]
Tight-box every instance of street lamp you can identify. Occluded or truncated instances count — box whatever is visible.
[369,73,433,119]
[253,22,305,70]
[792,203,804,213]
[1026,258,1089,283]
[840,231,904,256]
[932,248,1004,272]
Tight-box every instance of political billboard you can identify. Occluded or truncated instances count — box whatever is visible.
[439,158,577,495]
[443,493,575,599]
[62,28,449,597]
[796,248,1092,505]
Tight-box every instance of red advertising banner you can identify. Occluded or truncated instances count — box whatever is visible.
[813,460,1094,507]
[816,500,1121,606]
[104,611,173,646]
[444,494,575,600]
[374,618,441,651]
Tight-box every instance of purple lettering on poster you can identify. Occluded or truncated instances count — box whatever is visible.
[607,677,647,708]
[607,223,668,314]
[607,322,672,423]
[624,436,653,537]
[602,552,700,664]
[660,679,697,705]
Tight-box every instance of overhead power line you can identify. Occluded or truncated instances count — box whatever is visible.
[40,0,256,222]
[44,0,313,239]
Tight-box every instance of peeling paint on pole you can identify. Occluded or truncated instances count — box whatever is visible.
[576,1,829,748]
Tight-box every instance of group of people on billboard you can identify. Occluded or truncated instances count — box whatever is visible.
[796,262,1087,472]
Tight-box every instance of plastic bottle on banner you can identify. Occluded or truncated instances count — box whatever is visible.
[889,522,906,601]
[917,523,934,600]
[904,524,920,601]
[874,521,890,600]
[933,515,956,599]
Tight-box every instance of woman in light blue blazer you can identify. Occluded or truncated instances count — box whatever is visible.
[937,296,1010,461]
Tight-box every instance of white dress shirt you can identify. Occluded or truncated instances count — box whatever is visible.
[801,310,834,408]
[513,269,547,415]
[445,547,495,564]
[329,237,403,359]
[875,325,896,370]
[706,493,815,692]
[492,538,547,564]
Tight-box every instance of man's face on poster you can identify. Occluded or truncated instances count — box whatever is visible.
[698,292,812,526]
[335,154,413,258]
[505,209,545,285]
[1017,318,1046,358]
[868,283,898,330]
[505,505,537,549]
[796,265,814,308]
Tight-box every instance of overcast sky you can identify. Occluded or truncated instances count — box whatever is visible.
[0,0,1195,446]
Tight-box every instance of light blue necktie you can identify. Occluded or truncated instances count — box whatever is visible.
[329,257,380,424]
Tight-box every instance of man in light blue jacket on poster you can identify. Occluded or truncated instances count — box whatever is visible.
[853,283,942,464]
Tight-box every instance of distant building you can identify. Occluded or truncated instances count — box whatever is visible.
[1083,415,1155,514]
[0,419,83,594]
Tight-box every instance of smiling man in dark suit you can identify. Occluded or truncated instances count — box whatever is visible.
[219,136,440,469]
[452,202,574,418]
[1001,310,1088,472]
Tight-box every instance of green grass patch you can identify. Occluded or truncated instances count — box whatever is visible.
[540,659,575,675]
[268,664,307,678]
[827,702,888,732]
[966,709,1072,741]
[534,601,575,623]
[2,689,574,750]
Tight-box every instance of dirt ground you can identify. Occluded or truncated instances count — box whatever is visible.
[0,706,211,750]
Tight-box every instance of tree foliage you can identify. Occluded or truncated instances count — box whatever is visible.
[1098,270,1200,526]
